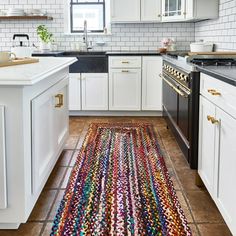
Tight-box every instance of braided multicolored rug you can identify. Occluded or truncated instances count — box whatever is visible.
[51,123,192,236]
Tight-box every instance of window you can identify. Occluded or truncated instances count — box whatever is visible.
[70,0,106,33]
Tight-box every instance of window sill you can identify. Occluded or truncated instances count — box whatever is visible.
[64,32,112,36]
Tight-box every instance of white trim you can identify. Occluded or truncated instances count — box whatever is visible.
[0,106,7,210]
[69,111,162,116]
[63,33,112,36]
[64,0,111,35]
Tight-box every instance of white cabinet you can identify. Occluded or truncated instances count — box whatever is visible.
[162,0,219,22]
[142,57,162,110]
[111,0,140,22]
[198,96,216,198]
[32,78,68,194]
[161,0,185,21]
[198,73,236,235]
[215,108,236,235]
[69,73,81,111]
[108,56,162,112]
[109,69,141,110]
[81,73,108,110]
[141,0,161,21]
[111,0,161,22]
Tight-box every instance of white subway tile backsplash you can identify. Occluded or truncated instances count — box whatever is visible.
[0,0,194,52]
[195,0,236,50]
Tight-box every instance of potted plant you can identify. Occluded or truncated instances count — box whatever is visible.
[37,25,53,51]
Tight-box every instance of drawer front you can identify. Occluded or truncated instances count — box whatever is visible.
[109,56,141,68]
[201,73,236,119]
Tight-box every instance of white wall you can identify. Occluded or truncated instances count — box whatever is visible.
[0,0,194,51]
[195,0,236,51]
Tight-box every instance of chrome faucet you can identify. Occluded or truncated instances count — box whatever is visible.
[83,20,92,51]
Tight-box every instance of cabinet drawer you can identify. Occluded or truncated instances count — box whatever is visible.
[109,56,141,68]
[201,73,236,119]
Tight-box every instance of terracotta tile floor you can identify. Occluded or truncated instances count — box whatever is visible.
[0,117,232,236]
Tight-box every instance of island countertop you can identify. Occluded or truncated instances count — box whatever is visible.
[0,57,77,85]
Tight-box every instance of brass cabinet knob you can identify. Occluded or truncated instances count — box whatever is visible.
[207,115,219,125]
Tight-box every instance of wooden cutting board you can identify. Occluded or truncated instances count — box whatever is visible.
[0,57,39,67]
[188,51,236,56]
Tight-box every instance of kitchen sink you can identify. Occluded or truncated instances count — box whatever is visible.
[59,51,108,73]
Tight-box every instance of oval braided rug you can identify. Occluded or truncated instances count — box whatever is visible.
[51,123,192,236]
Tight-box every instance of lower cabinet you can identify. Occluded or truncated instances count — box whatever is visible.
[142,56,162,110]
[198,76,236,235]
[32,78,69,194]
[109,68,141,110]
[81,73,108,110]
[69,73,81,110]
[198,96,216,197]
[69,56,163,112]
[215,107,236,234]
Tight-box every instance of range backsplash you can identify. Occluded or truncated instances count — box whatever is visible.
[195,0,236,51]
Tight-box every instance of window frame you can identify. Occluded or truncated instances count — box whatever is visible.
[70,0,106,33]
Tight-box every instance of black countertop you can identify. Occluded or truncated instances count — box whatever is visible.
[105,50,162,56]
[197,66,236,87]
[32,50,164,57]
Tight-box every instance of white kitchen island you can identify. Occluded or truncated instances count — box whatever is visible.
[0,57,76,229]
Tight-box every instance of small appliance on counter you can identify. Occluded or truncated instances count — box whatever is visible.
[11,34,34,58]
[190,41,214,52]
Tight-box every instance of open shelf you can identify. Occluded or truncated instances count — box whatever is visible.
[0,16,53,20]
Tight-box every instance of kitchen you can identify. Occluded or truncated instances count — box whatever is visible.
[0,0,235,235]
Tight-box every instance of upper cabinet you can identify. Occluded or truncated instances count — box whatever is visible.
[111,0,218,23]
[111,0,161,22]
[141,0,161,22]
[111,0,140,22]
[162,0,219,22]
[161,0,185,21]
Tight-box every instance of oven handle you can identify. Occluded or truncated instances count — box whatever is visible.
[159,73,188,98]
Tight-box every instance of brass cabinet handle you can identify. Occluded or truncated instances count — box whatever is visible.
[207,89,221,96]
[207,115,219,125]
[122,61,129,64]
[122,70,129,73]
[55,94,64,108]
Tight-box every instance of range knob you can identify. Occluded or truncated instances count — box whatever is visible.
[184,75,189,82]
[177,72,181,79]
[180,74,185,81]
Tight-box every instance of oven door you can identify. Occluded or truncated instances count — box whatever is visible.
[161,73,178,124]
[178,85,190,140]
